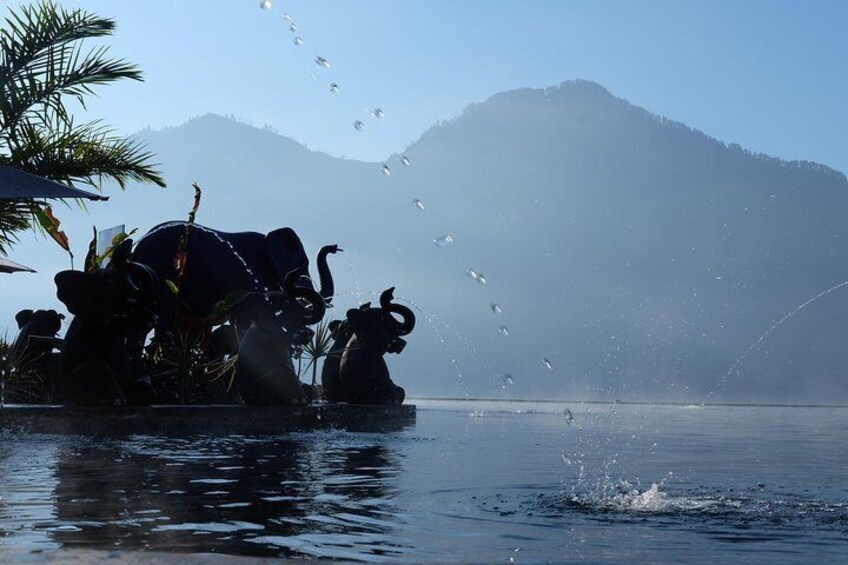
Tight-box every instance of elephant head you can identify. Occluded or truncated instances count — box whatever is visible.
[343,287,416,355]
[55,239,159,323]
[265,228,341,302]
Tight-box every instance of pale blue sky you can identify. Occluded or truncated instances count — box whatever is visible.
[47,0,848,170]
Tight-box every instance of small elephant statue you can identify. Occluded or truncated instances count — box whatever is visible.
[53,239,159,407]
[236,273,326,406]
[7,309,64,402]
[13,308,64,363]
[322,288,415,405]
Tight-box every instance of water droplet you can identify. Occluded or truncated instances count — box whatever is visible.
[281,12,292,21]
[353,121,365,132]
[498,325,509,336]
[315,56,331,69]
[543,357,553,370]
[476,273,487,284]
[564,408,575,424]
[293,36,303,46]
[381,164,391,176]
[433,235,453,248]
[466,267,479,280]
[289,23,298,32]
[371,108,385,119]
[400,155,411,166]
[412,198,425,211]
[260,0,272,10]
[328,83,339,93]
[502,373,514,387]
[490,303,503,314]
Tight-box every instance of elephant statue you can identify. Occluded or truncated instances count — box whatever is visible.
[7,309,64,402]
[321,288,415,405]
[13,308,64,362]
[54,239,160,407]
[236,272,326,405]
[130,221,340,338]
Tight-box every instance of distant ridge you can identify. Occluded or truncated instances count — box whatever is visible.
[19,79,839,405]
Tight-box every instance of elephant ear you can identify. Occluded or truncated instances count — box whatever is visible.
[266,228,311,289]
[55,270,94,317]
[15,309,34,329]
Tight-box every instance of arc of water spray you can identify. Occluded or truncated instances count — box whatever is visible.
[706,279,848,402]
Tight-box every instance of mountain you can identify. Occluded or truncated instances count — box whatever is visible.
[6,81,848,403]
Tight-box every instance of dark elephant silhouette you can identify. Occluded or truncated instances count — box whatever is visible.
[322,288,415,405]
[12,308,64,364]
[54,240,159,406]
[235,273,326,405]
[130,221,340,337]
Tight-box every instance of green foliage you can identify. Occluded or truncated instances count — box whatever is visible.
[300,318,333,389]
[0,0,165,254]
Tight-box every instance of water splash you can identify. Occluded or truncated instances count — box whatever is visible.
[400,155,411,166]
[490,303,503,314]
[281,12,292,22]
[259,0,272,10]
[564,408,575,425]
[476,273,487,285]
[707,278,848,402]
[328,83,339,93]
[466,267,479,280]
[380,164,392,176]
[502,374,514,388]
[293,37,303,46]
[371,108,385,119]
[315,56,331,69]
[353,121,365,132]
[433,235,453,248]
[412,199,425,211]
[498,325,509,337]
[288,23,298,33]
[543,358,553,370]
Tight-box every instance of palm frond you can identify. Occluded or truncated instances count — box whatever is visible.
[0,1,139,138]
[5,117,165,188]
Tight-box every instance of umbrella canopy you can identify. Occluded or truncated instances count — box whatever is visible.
[0,165,108,201]
[0,256,36,274]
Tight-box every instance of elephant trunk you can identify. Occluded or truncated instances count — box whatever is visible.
[316,244,339,302]
[379,287,416,336]
[283,270,326,325]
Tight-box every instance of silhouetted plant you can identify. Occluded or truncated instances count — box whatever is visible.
[0,0,165,253]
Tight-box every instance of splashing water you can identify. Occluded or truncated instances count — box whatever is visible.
[315,56,331,69]
[476,273,487,285]
[281,12,292,22]
[380,164,392,176]
[466,267,479,280]
[259,0,272,10]
[400,155,411,166]
[707,278,848,402]
[498,325,509,337]
[288,23,298,33]
[353,121,365,132]
[433,235,453,248]
[543,357,553,370]
[293,37,303,46]
[564,408,575,425]
[502,374,514,388]
[412,199,425,211]
[328,83,339,93]
[491,303,503,314]
[371,108,385,119]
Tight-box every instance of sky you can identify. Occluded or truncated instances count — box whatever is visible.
[40,0,848,171]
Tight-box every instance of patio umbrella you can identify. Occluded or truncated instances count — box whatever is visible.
[0,256,36,273]
[0,165,108,201]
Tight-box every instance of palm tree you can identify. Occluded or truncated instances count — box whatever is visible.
[0,0,165,253]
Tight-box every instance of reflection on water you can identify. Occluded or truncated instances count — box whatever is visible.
[1,403,847,562]
[1,431,408,560]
